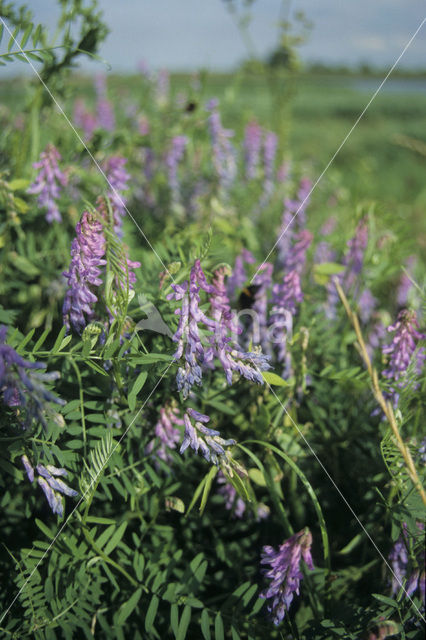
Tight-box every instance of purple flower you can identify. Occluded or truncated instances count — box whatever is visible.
[22,456,78,517]
[180,408,235,465]
[62,210,106,333]
[320,216,337,236]
[168,260,270,396]
[210,266,271,385]
[247,263,274,352]
[227,248,255,300]
[283,230,313,275]
[103,156,130,234]
[73,99,97,141]
[397,256,416,308]
[366,317,387,361]
[259,131,277,206]
[358,289,377,325]
[95,74,115,132]
[206,99,237,191]
[145,404,183,465]
[389,522,425,603]
[270,271,303,369]
[382,309,425,407]
[27,144,67,223]
[314,240,336,265]
[283,177,312,231]
[277,161,290,183]
[260,528,314,625]
[244,120,262,180]
[167,260,216,398]
[217,470,246,518]
[165,136,187,202]
[343,217,368,291]
[1,326,64,429]
[156,69,170,105]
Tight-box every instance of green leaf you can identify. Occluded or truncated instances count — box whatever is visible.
[170,604,179,637]
[7,27,19,52]
[176,604,191,640]
[145,594,159,633]
[200,465,218,514]
[103,521,127,556]
[372,593,398,608]
[117,587,142,625]
[128,371,148,412]
[51,326,67,354]
[200,609,211,640]
[20,24,33,49]
[262,371,289,387]
[8,178,30,191]
[12,255,40,277]
[214,612,224,640]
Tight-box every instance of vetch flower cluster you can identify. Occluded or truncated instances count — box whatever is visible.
[0,326,64,429]
[103,156,130,234]
[388,522,425,604]
[27,144,67,223]
[145,403,183,465]
[260,528,314,625]
[22,455,78,517]
[166,136,187,202]
[63,210,106,333]
[244,120,262,180]
[382,309,425,407]
[206,99,237,191]
[168,260,271,397]
[181,408,235,465]
[95,74,115,132]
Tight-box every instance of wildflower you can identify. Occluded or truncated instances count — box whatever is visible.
[260,131,277,205]
[260,528,314,625]
[156,69,169,105]
[243,120,262,180]
[270,271,302,370]
[389,522,425,603]
[247,263,274,352]
[168,260,270,396]
[22,455,78,517]
[145,404,183,464]
[0,326,64,429]
[227,248,255,300]
[283,177,312,231]
[396,256,416,308]
[382,309,425,407]
[358,288,377,325]
[95,74,115,132]
[283,229,313,275]
[73,98,97,141]
[277,161,290,183]
[314,240,335,265]
[62,210,106,333]
[27,144,67,223]
[165,136,187,202]
[217,470,246,518]
[180,408,235,465]
[343,217,368,291]
[206,99,237,191]
[103,156,130,234]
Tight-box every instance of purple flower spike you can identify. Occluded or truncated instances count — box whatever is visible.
[95,74,115,132]
[283,177,312,232]
[166,136,187,202]
[28,144,68,223]
[397,256,416,308]
[180,408,235,465]
[62,210,106,333]
[260,131,278,205]
[358,288,377,325]
[270,271,303,369]
[284,230,313,275]
[343,217,368,292]
[73,99,97,141]
[1,326,64,429]
[227,248,255,300]
[260,528,314,625]
[244,120,262,180]
[382,309,425,407]
[389,522,425,602]
[103,156,130,234]
[22,454,77,517]
[145,404,183,465]
[206,99,237,191]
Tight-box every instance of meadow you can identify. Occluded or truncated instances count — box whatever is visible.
[0,7,425,640]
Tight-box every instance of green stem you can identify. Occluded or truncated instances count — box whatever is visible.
[69,358,86,458]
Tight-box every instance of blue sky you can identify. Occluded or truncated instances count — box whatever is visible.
[5,1,426,73]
